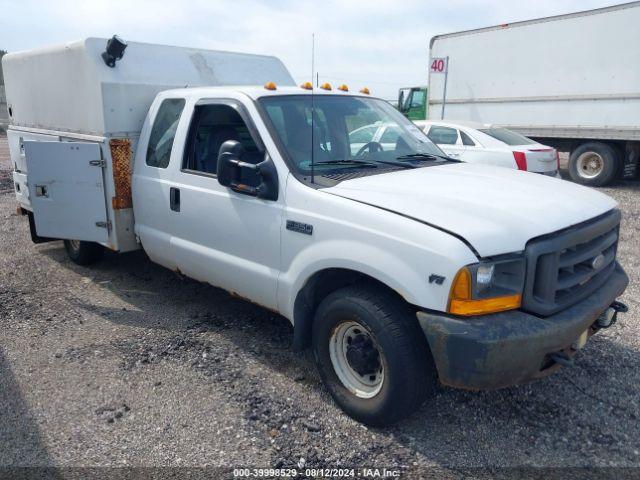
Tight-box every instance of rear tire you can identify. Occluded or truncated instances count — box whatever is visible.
[63,240,104,265]
[569,142,620,187]
[312,283,437,426]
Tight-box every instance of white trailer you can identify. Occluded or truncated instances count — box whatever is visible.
[428,1,640,186]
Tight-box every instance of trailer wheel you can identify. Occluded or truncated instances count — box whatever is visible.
[63,240,104,265]
[312,283,437,426]
[569,142,620,187]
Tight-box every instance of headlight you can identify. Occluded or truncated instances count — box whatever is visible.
[448,256,525,316]
[476,264,495,291]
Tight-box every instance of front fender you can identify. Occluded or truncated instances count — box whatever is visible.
[278,176,478,329]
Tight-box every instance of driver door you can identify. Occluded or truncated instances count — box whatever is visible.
[166,99,283,310]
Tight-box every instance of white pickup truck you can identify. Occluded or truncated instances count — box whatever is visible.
[3,38,629,425]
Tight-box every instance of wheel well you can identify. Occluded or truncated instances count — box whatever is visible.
[291,268,408,351]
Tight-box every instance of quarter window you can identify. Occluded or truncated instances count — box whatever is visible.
[460,131,476,146]
[146,98,186,168]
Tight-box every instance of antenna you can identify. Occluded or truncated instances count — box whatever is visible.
[310,33,315,184]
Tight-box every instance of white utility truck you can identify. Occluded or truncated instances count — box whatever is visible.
[3,37,629,425]
[428,1,640,186]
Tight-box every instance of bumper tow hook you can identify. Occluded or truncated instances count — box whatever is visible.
[596,301,628,329]
[550,352,574,368]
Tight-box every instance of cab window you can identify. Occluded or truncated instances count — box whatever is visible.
[182,104,262,176]
[409,90,425,109]
[427,126,458,145]
[146,98,185,168]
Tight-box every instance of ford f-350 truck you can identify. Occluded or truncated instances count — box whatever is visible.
[3,38,629,425]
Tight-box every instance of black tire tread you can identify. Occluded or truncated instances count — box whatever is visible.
[63,240,104,265]
[313,281,436,425]
[569,142,619,187]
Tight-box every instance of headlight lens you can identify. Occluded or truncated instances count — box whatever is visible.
[476,264,495,291]
[448,256,525,316]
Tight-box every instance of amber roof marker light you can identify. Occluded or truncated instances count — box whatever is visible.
[300,81,313,90]
[264,81,277,90]
[359,87,370,95]
[337,84,349,92]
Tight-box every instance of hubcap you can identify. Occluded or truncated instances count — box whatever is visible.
[576,152,604,179]
[329,321,384,398]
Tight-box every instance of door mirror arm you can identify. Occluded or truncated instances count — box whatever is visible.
[217,140,279,201]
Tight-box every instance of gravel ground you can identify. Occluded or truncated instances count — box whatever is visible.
[0,135,639,477]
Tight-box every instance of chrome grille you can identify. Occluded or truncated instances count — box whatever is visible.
[522,210,620,316]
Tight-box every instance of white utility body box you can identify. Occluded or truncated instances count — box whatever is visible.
[3,37,294,251]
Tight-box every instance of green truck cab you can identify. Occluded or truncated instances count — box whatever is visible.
[397,86,427,120]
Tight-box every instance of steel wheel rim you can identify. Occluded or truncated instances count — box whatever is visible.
[576,152,604,179]
[329,321,385,399]
[68,240,81,251]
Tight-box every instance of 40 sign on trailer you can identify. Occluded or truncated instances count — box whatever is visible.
[430,57,448,73]
[430,56,449,119]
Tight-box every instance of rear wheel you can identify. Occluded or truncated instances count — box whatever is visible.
[63,239,104,265]
[312,283,437,426]
[569,142,620,187]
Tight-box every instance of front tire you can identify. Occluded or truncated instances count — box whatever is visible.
[63,240,104,265]
[312,283,437,426]
[569,142,620,187]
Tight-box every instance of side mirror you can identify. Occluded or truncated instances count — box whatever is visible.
[217,140,279,201]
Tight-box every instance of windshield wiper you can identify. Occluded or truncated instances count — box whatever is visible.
[396,153,459,162]
[313,159,378,168]
[313,158,418,170]
[369,159,417,169]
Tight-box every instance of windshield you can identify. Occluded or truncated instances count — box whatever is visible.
[258,95,448,176]
[478,128,536,146]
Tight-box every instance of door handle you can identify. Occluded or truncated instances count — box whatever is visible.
[170,187,180,212]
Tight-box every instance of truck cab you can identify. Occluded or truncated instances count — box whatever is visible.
[397,86,427,120]
[3,38,629,426]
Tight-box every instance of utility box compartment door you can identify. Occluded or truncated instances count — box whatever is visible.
[24,141,109,243]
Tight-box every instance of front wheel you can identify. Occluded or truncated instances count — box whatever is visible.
[312,283,437,426]
[63,240,104,265]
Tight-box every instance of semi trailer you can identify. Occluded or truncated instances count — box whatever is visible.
[428,1,640,186]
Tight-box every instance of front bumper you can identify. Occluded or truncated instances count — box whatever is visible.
[417,263,628,390]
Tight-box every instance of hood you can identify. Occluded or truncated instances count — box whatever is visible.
[323,163,618,257]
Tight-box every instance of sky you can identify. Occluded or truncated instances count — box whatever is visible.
[0,0,624,100]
